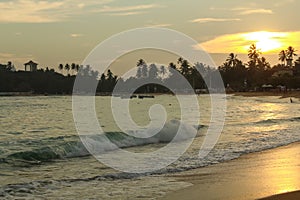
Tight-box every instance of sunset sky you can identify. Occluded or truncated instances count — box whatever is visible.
[1,0,300,70]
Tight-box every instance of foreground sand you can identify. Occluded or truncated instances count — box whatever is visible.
[161,142,300,200]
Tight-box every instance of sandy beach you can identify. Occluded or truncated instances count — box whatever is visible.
[161,142,300,200]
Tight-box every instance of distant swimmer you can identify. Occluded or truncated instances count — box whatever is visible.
[290,98,293,103]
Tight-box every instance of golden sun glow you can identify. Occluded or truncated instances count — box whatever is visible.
[242,31,287,53]
[200,31,300,54]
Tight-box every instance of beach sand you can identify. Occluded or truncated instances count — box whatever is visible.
[161,142,300,200]
[259,191,300,200]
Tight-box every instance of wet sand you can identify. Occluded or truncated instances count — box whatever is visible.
[161,142,300,200]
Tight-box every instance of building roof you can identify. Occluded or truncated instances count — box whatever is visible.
[24,60,38,66]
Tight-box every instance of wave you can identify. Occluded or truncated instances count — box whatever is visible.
[254,116,300,124]
[4,120,201,163]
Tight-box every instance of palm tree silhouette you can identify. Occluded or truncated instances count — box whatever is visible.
[168,62,176,70]
[160,65,166,77]
[65,63,70,76]
[177,58,190,76]
[226,53,237,67]
[286,46,297,67]
[71,63,76,75]
[137,59,146,67]
[248,44,261,62]
[278,50,287,66]
[247,44,261,69]
[107,69,114,80]
[136,59,146,78]
[58,64,63,73]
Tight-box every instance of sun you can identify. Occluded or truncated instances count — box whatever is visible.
[242,31,287,53]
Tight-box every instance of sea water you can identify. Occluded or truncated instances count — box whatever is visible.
[0,95,299,199]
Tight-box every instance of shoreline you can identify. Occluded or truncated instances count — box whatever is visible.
[1,90,300,99]
[161,142,300,200]
[233,91,300,100]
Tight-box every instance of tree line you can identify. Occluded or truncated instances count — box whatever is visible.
[1,44,300,94]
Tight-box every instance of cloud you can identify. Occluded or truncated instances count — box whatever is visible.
[95,4,161,16]
[0,0,114,23]
[98,4,159,13]
[145,21,172,27]
[107,11,147,16]
[147,23,172,28]
[190,18,241,24]
[238,9,273,15]
[70,33,83,38]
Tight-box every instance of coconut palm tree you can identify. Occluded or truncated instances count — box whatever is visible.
[177,57,190,76]
[278,50,287,66]
[65,63,70,75]
[136,59,146,78]
[58,64,64,73]
[248,44,261,63]
[160,65,166,77]
[137,59,146,67]
[107,69,113,80]
[247,44,261,70]
[226,53,237,67]
[75,64,80,73]
[286,46,297,67]
[71,63,76,75]
[168,62,176,70]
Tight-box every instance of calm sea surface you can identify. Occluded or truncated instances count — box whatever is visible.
[0,95,299,199]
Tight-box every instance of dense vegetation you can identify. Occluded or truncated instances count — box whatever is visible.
[1,44,300,94]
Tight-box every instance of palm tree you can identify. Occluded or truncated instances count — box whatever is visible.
[258,57,270,71]
[71,63,76,75]
[75,64,80,73]
[247,44,261,70]
[168,62,176,70]
[137,59,146,67]
[177,57,183,65]
[226,53,237,67]
[179,59,190,76]
[6,61,12,71]
[160,65,166,77]
[65,63,70,76]
[177,57,190,76]
[136,59,146,78]
[286,46,297,67]
[248,44,261,62]
[278,50,287,66]
[58,64,64,73]
[107,69,113,80]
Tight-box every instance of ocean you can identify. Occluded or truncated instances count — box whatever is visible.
[0,95,299,199]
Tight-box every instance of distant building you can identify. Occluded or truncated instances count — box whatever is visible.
[24,60,38,72]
